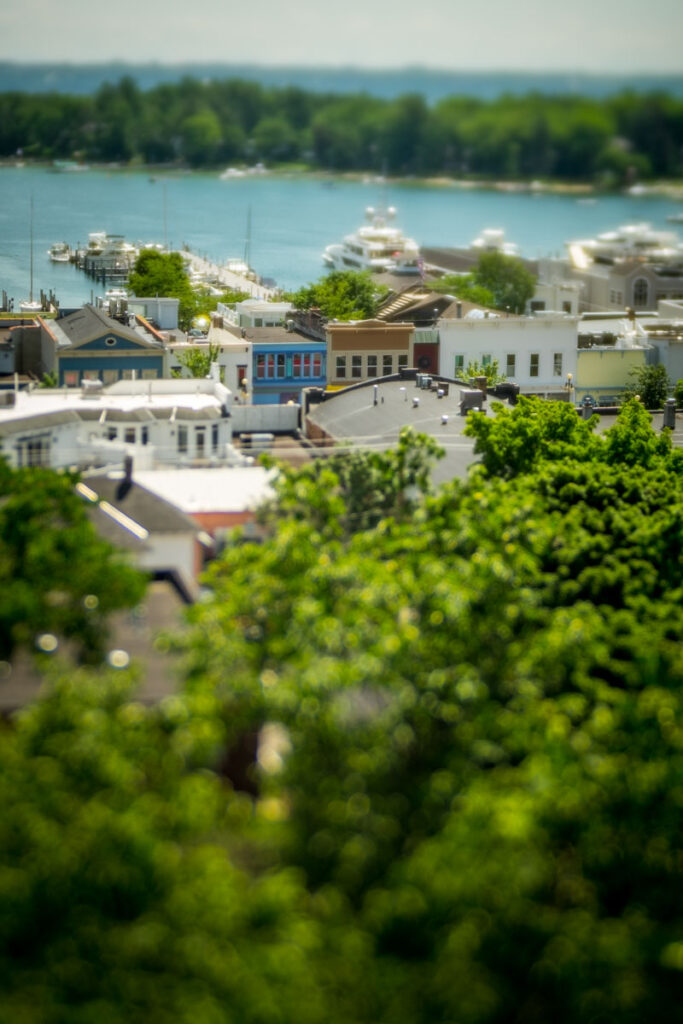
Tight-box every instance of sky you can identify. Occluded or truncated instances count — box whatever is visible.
[1,0,682,73]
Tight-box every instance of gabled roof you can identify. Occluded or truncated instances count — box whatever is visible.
[81,471,200,536]
[55,304,163,350]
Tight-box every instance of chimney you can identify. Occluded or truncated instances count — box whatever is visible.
[116,455,133,501]
[456,301,462,319]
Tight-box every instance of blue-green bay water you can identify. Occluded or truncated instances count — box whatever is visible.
[1,166,682,307]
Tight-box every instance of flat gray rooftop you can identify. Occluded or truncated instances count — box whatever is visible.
[306,379,481,484]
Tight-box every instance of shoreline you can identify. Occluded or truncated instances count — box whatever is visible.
[2,159,683,200]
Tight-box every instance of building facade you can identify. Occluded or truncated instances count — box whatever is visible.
[326,320,415,387]
[252,340,327,404]
[438,314,578,394]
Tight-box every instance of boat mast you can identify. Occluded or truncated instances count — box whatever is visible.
[244,205,252,268]
[29,195,34,303]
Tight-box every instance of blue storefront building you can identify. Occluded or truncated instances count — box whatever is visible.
[252,340,327,404]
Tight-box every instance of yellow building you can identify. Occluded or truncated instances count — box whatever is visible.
[575,347,648,403]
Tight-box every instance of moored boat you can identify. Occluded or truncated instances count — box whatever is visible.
[48,241,72,263]
[322,206,422,275]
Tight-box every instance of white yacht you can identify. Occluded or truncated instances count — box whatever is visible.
[48,241,71,263]
[322,206,421,275]
[470,228,519,256]
[568,222,683,267]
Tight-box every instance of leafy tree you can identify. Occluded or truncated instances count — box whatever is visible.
[0,672,322,1024]
[288,270,389,321]
[465,358,506,384]
[472,251,537,314]
[430,272,495,308]
[0,463,146,663]
[128,250,197,330]
[174,398,683,1022]
[4,398,683,1021]
[622,362,671,408]
[180,108,222,167]
[171,341,222,379]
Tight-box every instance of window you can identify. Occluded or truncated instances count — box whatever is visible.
[506,354,516,377]
[529,353,539,377]
[292,353,302,377]
[122,370,134,380]
[266,354,275,378]
[398,354,408,371]
[553,353,563,377]
[256,354,266,379]
[254,318,263,327]
[454,354,464,375]
[633,278,649,308]
[482,354,492,368]
[17,436,50,468]
[562,301,572,314]
[383,354,393,375]
[178,425,188,454]
[107,427,117,441]
[102,369,118,385]
[124,427,135,444]
[367,355,378,377]
[352,355,362,378]
[142,370,158,380]
[336,355,346,378]
[105,336,117,347]
[64,370,79,387]
[530,300,546,312]
[83,370,100,381]
[276,353,285,378]
[237,365,247,388]
[313,354,322,376]
[141,426,149,446]
[195,426,206,457]
[212,423,219,452]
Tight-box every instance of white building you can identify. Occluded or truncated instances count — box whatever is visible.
[438,314,578,394]
[167,328,252,399]
[217,298,293,329]
[0,377,236,471]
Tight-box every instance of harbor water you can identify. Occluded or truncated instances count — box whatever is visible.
[1,165,682,308]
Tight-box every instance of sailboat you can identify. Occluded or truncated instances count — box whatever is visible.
[20,197,42,314]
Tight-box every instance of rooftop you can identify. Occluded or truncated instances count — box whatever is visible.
[306,377,481,484]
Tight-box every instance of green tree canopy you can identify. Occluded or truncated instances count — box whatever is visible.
[0,463,145,663]
[288,270,389,320]
[128,250,198,330]
[622,362,671,409]
[3,402,683,1022]
[471,251,537,314]
[173,400,683,1022]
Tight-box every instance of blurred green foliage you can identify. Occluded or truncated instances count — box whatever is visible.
[287,270,389,320]
[2,402,683,1021]
[2,77,683,182]
[622,363,672,409]
[0,463,145,663]
[430,250,537,315]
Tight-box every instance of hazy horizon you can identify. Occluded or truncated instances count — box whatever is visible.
[2,1,682,75]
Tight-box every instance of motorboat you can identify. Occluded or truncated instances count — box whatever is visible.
[322,206,422,275]
[470,228,519,256]
[568,222,683,266]
[48,241,71,263]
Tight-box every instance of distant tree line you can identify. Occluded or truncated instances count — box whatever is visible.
[2,77,683,183]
